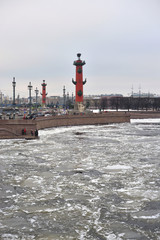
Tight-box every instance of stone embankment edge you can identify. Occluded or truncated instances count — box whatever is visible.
[0,119,37,139]
[1,111,160,139]
[36,112,130,130]
[129,111,160,119]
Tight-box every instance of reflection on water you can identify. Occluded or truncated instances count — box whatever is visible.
[0,119,160,239]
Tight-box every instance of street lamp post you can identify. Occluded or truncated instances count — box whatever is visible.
[35,87,39,112]
[12,77,16,119]
[63,86,66,108]
[28,82,32,116]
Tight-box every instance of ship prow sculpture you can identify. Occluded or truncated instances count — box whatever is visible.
[72,53,87,112]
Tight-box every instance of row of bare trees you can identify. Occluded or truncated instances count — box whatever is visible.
[100,97,160,111]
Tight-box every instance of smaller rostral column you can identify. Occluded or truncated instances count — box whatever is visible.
[41,80,47,107]
[72,53,87,111]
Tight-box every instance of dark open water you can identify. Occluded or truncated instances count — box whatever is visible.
[0,119,160,240]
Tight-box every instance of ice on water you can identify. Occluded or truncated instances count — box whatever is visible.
[0,119,160,239]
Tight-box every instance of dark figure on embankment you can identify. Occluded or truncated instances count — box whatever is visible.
[35,129,38,137]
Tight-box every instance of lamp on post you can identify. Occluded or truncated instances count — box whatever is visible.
[12,77,16,119]
[28,82,32,116]
[35,87,39,113]
[63,85,66,108]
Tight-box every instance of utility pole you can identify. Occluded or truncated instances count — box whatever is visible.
[131,85,134,98]
[28,82,32,115]
[35,87,39,112]
[12,77,16,119]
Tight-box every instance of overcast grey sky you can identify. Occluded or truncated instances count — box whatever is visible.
[0,0,160,97]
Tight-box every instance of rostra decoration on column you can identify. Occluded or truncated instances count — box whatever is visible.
[41,80,47,107]
[72,53,87,104]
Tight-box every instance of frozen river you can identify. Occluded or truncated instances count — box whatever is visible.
[0,119,160,239]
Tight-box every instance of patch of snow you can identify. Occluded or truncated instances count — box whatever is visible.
[106,165,132,170]
[131,118,160,124]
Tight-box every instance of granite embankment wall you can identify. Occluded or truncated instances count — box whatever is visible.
[0,119,37,139]
[0,112,130,139]
[1,111,160,139]
[36,112,130,130]
[130,111,160,119]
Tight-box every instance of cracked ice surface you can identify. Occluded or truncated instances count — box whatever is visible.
[0,119,160,239]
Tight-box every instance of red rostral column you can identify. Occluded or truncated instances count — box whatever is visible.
[41,80,47,106]
[72,53,86,103]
